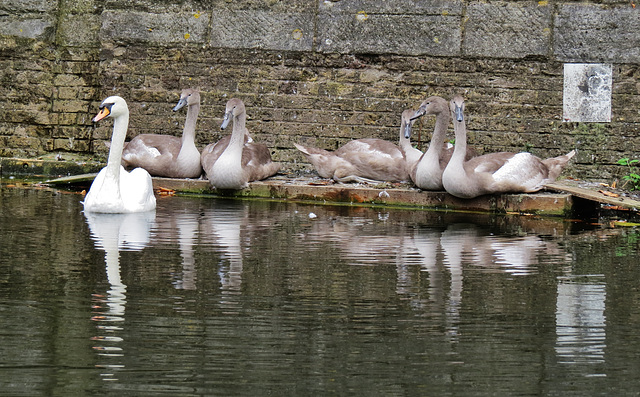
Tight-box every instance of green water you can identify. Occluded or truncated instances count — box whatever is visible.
[1,186,640,396]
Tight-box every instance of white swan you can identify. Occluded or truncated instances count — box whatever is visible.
[121,88,202,178]
[201,98,280,189]
[83,96,157,213]
[442,95,576,199]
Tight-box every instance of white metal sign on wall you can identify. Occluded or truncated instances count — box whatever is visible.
[563,63,612,123]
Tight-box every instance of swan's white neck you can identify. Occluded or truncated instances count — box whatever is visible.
[106,112,129,178]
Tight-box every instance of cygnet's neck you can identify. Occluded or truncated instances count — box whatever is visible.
[425,110,449,159]
[398,122,412,152]
[450,116,468,163]
[182,103,200,144]
[228,112,246,148]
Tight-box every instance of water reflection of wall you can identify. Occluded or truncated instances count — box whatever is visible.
[152,206,200,291]
[141,199,581,317]
[556,278,607,364]
[303,207,572,286]
[551,228,632,371]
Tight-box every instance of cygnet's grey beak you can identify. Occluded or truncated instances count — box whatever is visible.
[404,121,412,139]
[173,97,187,112]
[220,111,232,130]
[410,108,425,121]
[454,104,464,122]
[173,97,188,112]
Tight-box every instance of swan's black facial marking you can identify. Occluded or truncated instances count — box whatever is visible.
[100,102,114,111]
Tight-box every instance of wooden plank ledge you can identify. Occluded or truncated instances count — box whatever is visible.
[546,181,640,212]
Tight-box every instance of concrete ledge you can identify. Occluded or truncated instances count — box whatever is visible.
[151,177,574,216]
[0,157,103,178]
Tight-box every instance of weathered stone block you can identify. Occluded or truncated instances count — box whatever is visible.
[54,112,77,126]
[3,104,51,124]
[464,2,551,59]
[7,135,44,151]
[317,13,460,56]
[100,10,210,44]
[54,73,86,87]
[0,17,53,40]
[52,136,89,152]
[555,4,640,63]
[56,86,83,100]
[56,14,100,47]
[58,0,96,14]
[318,0,463,15]
[210,10,314,51]
[52,99,89,113]
[0,0,54,13]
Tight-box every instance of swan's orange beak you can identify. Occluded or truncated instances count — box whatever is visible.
[93,106,111,122]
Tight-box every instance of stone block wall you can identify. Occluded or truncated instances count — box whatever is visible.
[1,0,639,180]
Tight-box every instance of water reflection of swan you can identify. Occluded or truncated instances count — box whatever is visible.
[490,235,549,275]
[173,212,200,290]
[152,205,201,291]
[200,203,247,293]
[84,211,155,378]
